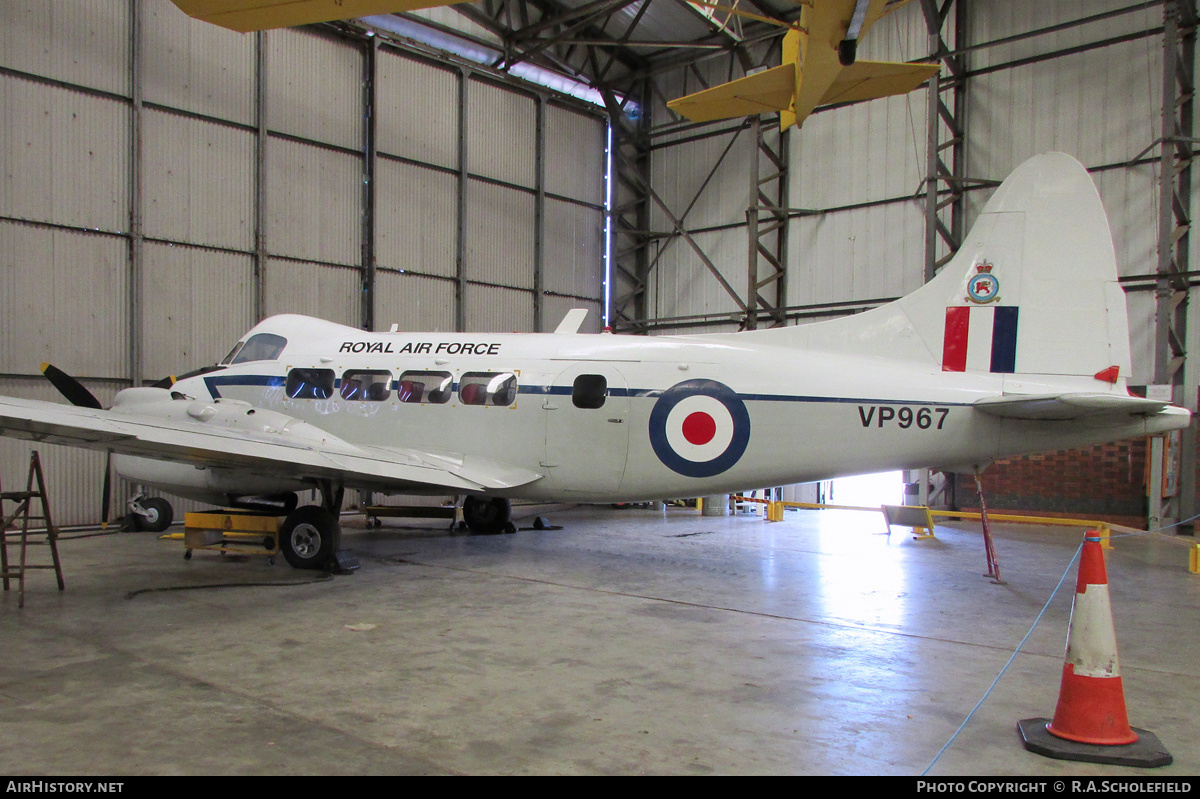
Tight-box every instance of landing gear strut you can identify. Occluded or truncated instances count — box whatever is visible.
[129,495,174,533]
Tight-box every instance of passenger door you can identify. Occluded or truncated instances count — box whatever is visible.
[542,364,630,497]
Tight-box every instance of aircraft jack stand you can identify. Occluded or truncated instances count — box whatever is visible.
[881,504,937,540]
[973,468,1004,584]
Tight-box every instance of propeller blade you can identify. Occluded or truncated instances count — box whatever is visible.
[152,375,176,389]
[40,363,103,409]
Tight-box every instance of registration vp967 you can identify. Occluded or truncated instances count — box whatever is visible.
[858,405,949,430]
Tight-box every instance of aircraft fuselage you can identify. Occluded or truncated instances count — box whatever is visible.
[164,316,1171,504]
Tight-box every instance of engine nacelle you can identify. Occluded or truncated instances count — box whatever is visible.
[109,388,323,503]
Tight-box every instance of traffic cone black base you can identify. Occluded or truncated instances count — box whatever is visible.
[1018,718,1172,768]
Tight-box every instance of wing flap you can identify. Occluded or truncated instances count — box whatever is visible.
[0,396,541,494]
[973,393,1171,421]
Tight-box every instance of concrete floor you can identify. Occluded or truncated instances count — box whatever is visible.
[1,503,1197,776]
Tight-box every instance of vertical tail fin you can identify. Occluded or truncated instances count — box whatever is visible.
[748,152,1132,392]
[929,152,1131,386]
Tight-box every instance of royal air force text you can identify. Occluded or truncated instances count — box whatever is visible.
[338,341,501,356]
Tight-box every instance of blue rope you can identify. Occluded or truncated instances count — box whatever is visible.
[921,541,1083,775]
[922,512,1199,774]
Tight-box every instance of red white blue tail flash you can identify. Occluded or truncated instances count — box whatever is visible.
[942,306,1019,373]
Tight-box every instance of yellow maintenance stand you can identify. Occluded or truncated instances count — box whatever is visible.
[181,510,281,564]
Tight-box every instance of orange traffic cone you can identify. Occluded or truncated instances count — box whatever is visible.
[1018,533,1172,767]
[1045,534,1137,745]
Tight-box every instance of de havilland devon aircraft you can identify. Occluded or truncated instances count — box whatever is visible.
[0,153,1190,569]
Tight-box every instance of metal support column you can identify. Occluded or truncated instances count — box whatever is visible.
[455,67,471,333]
[921,0,969,282]
[361,36,379,332]
[744,115,789,330]
[605,82,652,333]
[535,94,547,332]
[129,0,145,386]
[254,31,269,323]
[1156,0,1197,530]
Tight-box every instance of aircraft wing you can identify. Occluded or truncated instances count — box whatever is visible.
[0,395,541,494]
[170,1,463,33]
[817,59,941,107]
[665,64,796,124]
[972,393,1177,422]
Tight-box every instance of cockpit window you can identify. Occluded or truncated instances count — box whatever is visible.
[230,333,287,364]
[219,342,243,365]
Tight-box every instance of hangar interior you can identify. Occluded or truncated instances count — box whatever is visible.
[2,0,1199,777]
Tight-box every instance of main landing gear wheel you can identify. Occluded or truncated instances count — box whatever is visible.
[132,497,174,533]
[280,505,340,570]
[462,497,514,535]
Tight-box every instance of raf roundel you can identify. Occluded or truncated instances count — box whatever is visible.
[649,380,751,478]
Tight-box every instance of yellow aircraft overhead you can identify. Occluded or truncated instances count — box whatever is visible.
[668,0,940,129]
[169,0,462,33]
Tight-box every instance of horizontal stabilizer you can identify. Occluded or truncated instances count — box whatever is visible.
[170,1,460,32]
[818,60,941,107]
[666,65,796,124]
[973,393,1174,421]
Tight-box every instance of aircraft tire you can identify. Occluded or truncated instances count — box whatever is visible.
[462,497,511,535]
[280,505,339,569]
[133,497,174,533]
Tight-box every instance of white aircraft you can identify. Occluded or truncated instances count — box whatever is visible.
[0,153,1189,569]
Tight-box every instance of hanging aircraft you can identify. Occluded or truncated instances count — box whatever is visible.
[668,0,941,129]
[0,153,1190,569]
[167,0,464,32]
[171,1,936,131]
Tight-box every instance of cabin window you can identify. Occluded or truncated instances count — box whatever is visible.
[229,333,287,364]
[572,374,607,409]
[285,368,335,400]
[397,371,453,404]
[340,370,391,401]
[459,372,518,407]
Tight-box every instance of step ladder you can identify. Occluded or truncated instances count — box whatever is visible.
[1,451,65,607]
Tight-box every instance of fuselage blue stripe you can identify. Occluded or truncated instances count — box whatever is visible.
[200,373,972,407]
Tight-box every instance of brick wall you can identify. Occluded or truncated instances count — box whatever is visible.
[959,439,1148,527]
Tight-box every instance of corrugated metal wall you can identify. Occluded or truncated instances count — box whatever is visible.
[0,0,607,525]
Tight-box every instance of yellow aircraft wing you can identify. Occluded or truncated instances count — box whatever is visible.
[170,1,462,33]
[663,64,796,124]
[817,59,940,106]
